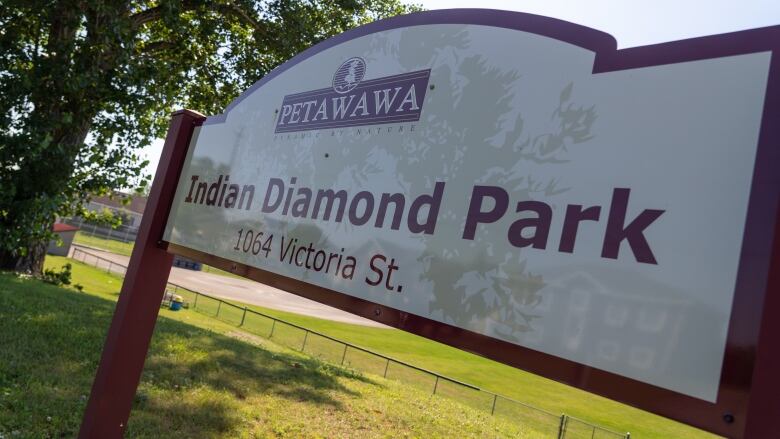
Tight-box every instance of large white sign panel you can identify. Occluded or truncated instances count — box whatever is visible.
[163,23,771,402]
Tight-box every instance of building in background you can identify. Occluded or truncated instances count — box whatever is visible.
[65,191,202,271]
[48,223,80,256]
[86,192,148,228]
[61,192,148,243]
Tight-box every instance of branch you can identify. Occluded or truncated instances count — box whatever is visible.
[136,40,176,55]
[130,0,200,29]
[130,1,266,36]
[218,2,266,35]
[130,6,163,28]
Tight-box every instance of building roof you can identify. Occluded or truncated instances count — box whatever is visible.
[53,223,80,232]
[91,191,148,215]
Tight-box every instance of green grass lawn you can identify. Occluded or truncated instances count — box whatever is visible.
[56,238,699,436]
[30,255,718,438]
[193,300,718,439]
[1,261,536,438]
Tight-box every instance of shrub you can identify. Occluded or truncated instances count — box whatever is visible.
[41,263,73,287]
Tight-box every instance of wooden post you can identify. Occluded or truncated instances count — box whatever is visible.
[78,110,205,438]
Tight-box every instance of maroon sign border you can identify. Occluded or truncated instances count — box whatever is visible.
[180,10,780,437]
[175,10,780,437]
[80,9,779,439]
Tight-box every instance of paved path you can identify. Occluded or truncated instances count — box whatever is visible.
[70,245,387,328]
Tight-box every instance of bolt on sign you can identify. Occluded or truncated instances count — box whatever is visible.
[80,9,780,439]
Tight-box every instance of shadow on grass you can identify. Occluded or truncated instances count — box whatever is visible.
[141,320,375,408]
[0,272,379,438]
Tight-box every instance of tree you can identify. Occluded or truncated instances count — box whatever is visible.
[0,0,417,274]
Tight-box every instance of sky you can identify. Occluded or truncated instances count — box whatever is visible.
[139,0,780,180]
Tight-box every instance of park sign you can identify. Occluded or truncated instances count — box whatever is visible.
[78,9,780,439]
[162,10,779,435]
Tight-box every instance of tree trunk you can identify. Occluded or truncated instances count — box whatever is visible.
[0,239,48,275]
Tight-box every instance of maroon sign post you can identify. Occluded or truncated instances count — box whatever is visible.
[78,110,205,438]
[78,10,779,439]
[745,216,780,437]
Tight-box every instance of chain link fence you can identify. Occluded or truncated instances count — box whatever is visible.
[70,247,629,439]
[62,217,139,243]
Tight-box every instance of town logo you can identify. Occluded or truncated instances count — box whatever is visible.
[332,57,366,94]
[274,58,430,133]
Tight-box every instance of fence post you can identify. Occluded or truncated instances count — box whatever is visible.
[432,376,439,395]
[216,300,222,317]
[240,307,247,326]
[383,358,390,378]
[193,292,198,308]
[491,394,498,415]
[626,433,630,439]
[591,425,596,439]
[107,262,112,274]
[269,320,276,338]
[558,413,566,439]
[557,414,567,439]
[340,344,348,365]
[301,330,309,352]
